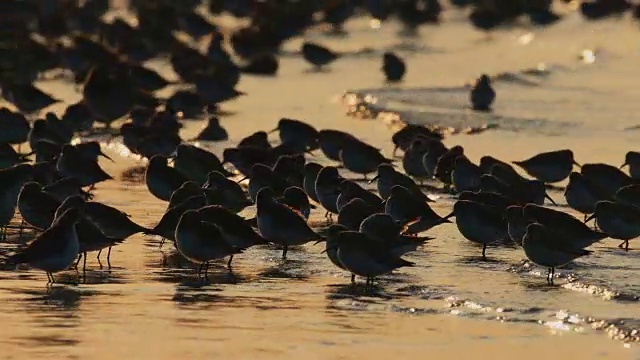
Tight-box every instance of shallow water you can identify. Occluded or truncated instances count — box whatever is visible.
[1,6,640,359]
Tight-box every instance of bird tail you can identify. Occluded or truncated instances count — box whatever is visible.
[6,252,26,265]
[398,258,415,267]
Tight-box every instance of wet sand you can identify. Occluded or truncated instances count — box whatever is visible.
[1,6,639,359]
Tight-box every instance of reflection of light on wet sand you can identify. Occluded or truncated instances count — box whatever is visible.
[580,49,596,64]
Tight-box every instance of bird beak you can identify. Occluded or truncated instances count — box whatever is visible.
[544,193,557,206]
[314,239,324,245]
[368,175,379,184]
[584,213,595,223]
[268,128,278,134]
[99,150,114,163]
[443,211,455,220]
[573,160,581,168]
[620,162,628,169]
[237,176,248,183]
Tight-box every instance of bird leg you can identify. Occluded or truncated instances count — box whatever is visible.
[49,273,56,284]
[159,238,165,248]
[106,247,112,269]
[18,219,24,240]
[481,244,487,261]
[282,245,288,260]
[197,263,204,277]
[351,274,355,284]
[83,252,87,272]
[227,255,234,269]
[74,253,83,270]
[618,240,630,251]
[203,261,210,280]
[96,251,103,269]
[46,272,52,283]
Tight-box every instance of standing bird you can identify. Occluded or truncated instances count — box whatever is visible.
[82,65,135,128]
[8,208,83,284]
[620,151,640,180]
[175,210,243,278]
[448,200,507,259]
[315,166,344,219]
[145,155,189,202]
[56,145,113,188]
[564,172,606,221]
[301,42,339,70]
[382,52,406,82]
[586,201,640,251]
[192,116,228,142]
[470,74,495,111]
[303,162,323,203]
[255,188,322,259]
[385,185,451,234]
[371,163,430,201]
[270,118,319,152]
[512,149,578,183]
[522,223,592,284]
[339,139,392,179]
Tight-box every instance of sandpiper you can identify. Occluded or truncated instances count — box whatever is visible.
[17,182,61,230]
[564,172,606,221]
[203,171,251,213]
[303,162,323,203]
[175,210,243,277]
[458,191,513,211]
[173,144,232,184]
[238,131,271,150]
[301,41,339,70]
[614,184,640,209]
[337,180,382,211]
[56,144,113,189]
[522,223,591,284]
[0,107,30,145]
[0,143,29,170]
[391,125,442,157]
[323,224,356,283]
[470,74,495,111]
[448,200,507,259]
[512,149,578,183]
[282,186,315,219]
[331,230,414,288]
[166,182,206,211]
[315,166,344,219]
[434,146,464,188]
[318,130,358,162]
[359,213,433,256]
[0,164,34,239]
[255,188,322,259]
[620,151,640,180]
[505,205,527,245]
[149,194,208,245]
[337,198,379,231]
[222,146,274,177]
[421,140,449,179]
[192,116,229,142]
[385,185,451,234]
[382,51,406,82]
[339,138,392,179]
[246,163,291,202]
[8,207,83,284]
[271,154,305,188]
[451,155,482,193]
[145,155,189,202]
[402,137,431,182]
[581,163,633,199]
[199,205,268,267]
[84,201,150,240]
[523,204,606,248]
[586,201,640,251]
[371,163,431,201]
[270,118,319,152]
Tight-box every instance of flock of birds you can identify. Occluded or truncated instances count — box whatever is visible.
[0,0,638,290]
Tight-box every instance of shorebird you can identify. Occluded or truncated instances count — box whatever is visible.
[323,224,356,283]
[359,213,433,256]
[199,205,268,267]
[382,51,406,82]
[581,163,633,199]
[192,116,228,142]
[175,210,243,277]
[458,191,513,212]
[302,42,339,70]
[620,151,640,180]
[0,143,29,169]
[269,118,319,152]
[246,163,291,202]
[271,154,305,188]
[0,164,34,239]
[421,140,449,178]
[8,207,83,284]
[512,149,578,183]
[303,162,323,203]
[166,182,206,210]
[56,144,113,189]
[315,166,344,219]
[391,125,442,157]
[337,198,379,231]
[173,144,232,184]
[339,138,392,179]
[149,194,208,245]
[337,180,382,211]
[0,107,30,145]
[522,223,592,284]
[84,201,150,240]
[82,65,135,128]
[586,201,640,251]
[282,186,315,219]
[145,155,189,202]
[203,171,251,213]
[318,130,358,162]
[522,204,607,248]
[470,74,495,111]
[222,146,274,177]
[505,205,527,245]
[17,182,61,230]
[448,200,507,259]
[451,155,482,193]
[564,172,607,221]
[329,229,414,288]
[614,184,640,209]
[402,137,431,182]
[255,188,323,259]
[434,146,464,188]
[73,141,114,163]
[386,185,451,234]
[238,131,271,150]
[371,163,431,201]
